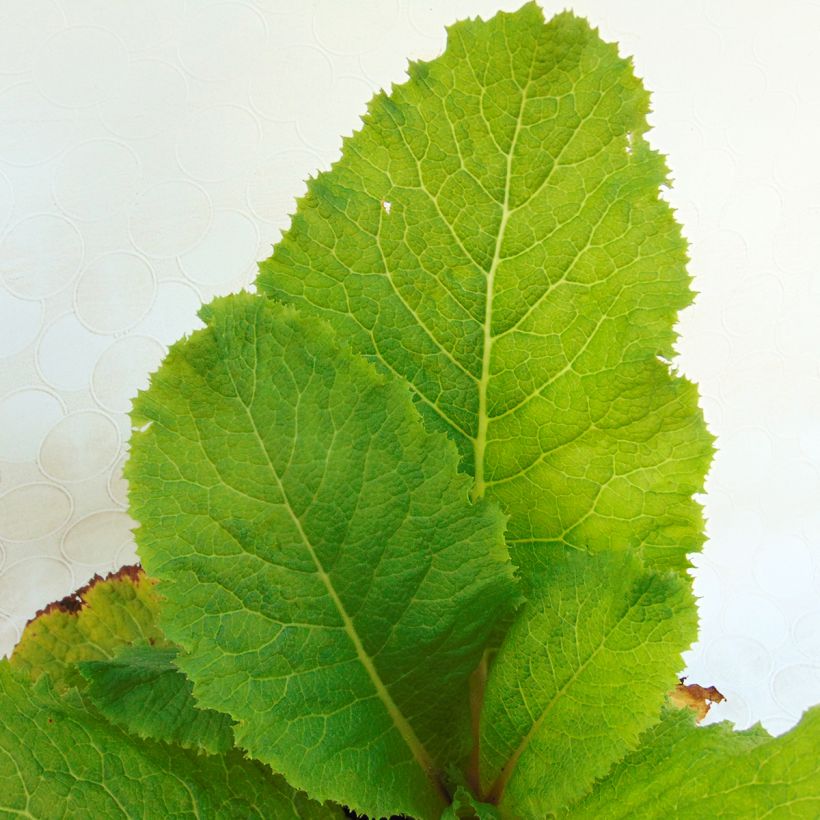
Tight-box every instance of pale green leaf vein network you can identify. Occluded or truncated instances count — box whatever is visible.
[0,662,338,819]
[472,18,534,503]
[257,5,714,573]
[223,349,444,802]
[566,706,820,819]
[128,294,517,819]
[477,550,696,816]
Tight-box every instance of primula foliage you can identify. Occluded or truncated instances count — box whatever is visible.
[2,4,818,819]
[128,294,517,819]
[258,4,713,576]
[1,569,342,818]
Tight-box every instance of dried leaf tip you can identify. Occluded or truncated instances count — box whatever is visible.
[670,679,726,723]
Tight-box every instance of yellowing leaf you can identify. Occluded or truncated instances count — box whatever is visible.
[11,565,165,691]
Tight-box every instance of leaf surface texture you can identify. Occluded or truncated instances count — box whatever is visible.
[10,567,165,691]
[257,4,713,574]
[128,293,516,819]
[478,550,696,815]
[567,706,820,818]
[0,663,341,819]
[78,645,235,755]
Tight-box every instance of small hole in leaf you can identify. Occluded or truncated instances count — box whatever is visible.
[382,200,392,215]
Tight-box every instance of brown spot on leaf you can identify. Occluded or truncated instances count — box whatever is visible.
[670,678,726,722]
[26,564,145,625]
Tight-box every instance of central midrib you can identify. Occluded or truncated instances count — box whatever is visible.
[236,393,449,810]
[471,87,528,503]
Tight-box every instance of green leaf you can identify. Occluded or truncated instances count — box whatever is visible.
[257,4,712,576]
[127,293,518,819]
[11,567,237,759]
[10,566,166,691]
[441,787,501,820]
[0,662,343,819]
[477,550,696,816]
[78,645,235,755]
[567,706,820,819]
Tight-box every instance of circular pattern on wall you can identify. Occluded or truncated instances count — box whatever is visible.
[178,2,266,81]
[129,180,212,258]
[0,557,73,618]
[0,288,43,358]
[39,410,120,482]
[0,0,65,76]
[246,149,322,226]
[771,665,820,716]
[0,483,72,542]
[0,82,77,166]
[0,388,64,462]
[133,280,203,345]
[312,0,400,55]
[62,510,135,566]
[36,313,109,391]
[704,635,774,684]
[250,45,332,122]
[753,535,815,599]
[0,170,14,233]
[107,455,129,507]
[0,214,83,299]
[53,139,141,221]
[34,26,128,107]
[179,209,258,289]
[75,251,156,334]
[115,537,139,568]
[100,59,188,139]
[794,610,820,661]
[92,335,165,413]
[176,105,261,182]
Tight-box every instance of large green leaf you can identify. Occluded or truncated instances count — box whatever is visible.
[257,4,712,575]
[78,645,235,755]
[567,706,820,818]
[477,549,696,816]
[127,293,517,819]
[0,662,342,819]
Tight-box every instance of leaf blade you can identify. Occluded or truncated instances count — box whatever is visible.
[257,5,713,575]
[479,550,697,815]
[10,566,166,691]
[78,645,235,755]
[128,293,517,819]
[0,662,343,820]
[567,707,820,819]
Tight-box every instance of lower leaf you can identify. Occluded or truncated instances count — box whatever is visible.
[127,294,518,819]
[478,549,697,815]
[567,706,820,818]
[0,662,343,819]
[78,644,235,755]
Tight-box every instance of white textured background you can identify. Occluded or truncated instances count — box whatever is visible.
[1,0,819,736]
